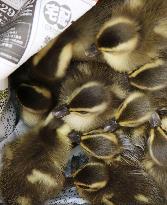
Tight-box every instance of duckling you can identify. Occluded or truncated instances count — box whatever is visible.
[30,0,125,82]
[73,162,166,205]
[114,92,154,127]
[17,83,53,127]
[53,61,130,132]
[97,0,167,73]
[79,126,147,165]
[80,130,123,163]
[0,114,72,205]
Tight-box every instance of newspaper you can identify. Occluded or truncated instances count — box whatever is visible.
[0,0,97,89]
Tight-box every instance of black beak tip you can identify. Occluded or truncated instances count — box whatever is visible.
[52,104,70,119]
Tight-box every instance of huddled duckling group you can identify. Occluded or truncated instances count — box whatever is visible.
[2,0,167,204]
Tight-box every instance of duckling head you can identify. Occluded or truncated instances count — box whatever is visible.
[73,162,109,192]
[80,130,122,163]
[17,83,52,126]
[53,61,129,132]
[96,0,167,74]
[97,17,141,72]
[54,81,112,132]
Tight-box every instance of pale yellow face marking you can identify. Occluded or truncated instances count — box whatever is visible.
[75,181,107,192]
[55,43,73,78]
[56,123,72,137]
[17,196,31,205]
[115,92,145,120]
[119,113,152,127]
[81,133,119,159]
[99,36,139,72]
[130,58,166,90]
[73,162,104,177]
[134,194,150,203]
[102,51,133,72]
[157,127,167,139]
[70,102,108,114]
[102,194,115,205]
[32,38,57,66]
[22,108,43,127]
[96,15,150,73]
[20,84,51,99]
[81,133,118,145]
[22,105,46,114]
[97,17,136,40]
[83,128,105,136]
[100,36,139,53]
[33,86,51,99]
[27,169,57,187]
[149,129,163,166]
[161,117,167,131]
[154,19,167,38]
[64,113,96,132]
[43,112,54,126]
[110,84,127,99]
[129,59,164,78]
[115,92,152,127]
[80,144,117,160]
[127,0,144,9]
[130,82,166,91]
[64,85,109,132]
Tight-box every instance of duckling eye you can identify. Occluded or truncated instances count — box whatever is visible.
[78,111,89,114]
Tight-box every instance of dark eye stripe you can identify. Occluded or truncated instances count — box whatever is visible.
[17,86,51,110]
[77,111,89,114]
[70,86,106,109]
[97,23,137,49]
